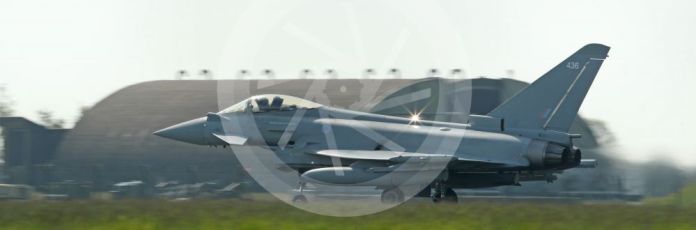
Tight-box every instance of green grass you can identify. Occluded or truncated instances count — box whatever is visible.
[645,183,696,206]
[1,199,696,230]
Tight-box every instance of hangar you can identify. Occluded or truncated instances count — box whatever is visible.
[1,77,613,196]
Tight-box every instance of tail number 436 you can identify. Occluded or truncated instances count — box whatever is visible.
[566,62,580,70]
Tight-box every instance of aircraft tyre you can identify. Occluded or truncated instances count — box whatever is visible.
[292,194,308,203]
[432,187,457,203]
[381,188,404,204]
[442,188,458,203]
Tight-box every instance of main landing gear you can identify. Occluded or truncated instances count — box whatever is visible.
[431,182,458,203]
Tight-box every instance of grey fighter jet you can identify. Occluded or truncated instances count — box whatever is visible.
[155,44,608,203]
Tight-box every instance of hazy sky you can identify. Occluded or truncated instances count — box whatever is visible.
[1,0,695,166]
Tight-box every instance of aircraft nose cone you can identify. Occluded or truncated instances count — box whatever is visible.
[154,117,207,145]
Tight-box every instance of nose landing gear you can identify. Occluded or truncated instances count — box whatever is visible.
[292,181,308,204]
[292,194,307,203]
[380,188,405,204]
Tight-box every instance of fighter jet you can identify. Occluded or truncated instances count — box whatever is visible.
[155,44,608,203]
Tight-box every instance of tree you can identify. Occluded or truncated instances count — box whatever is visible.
[0,85,12,117]
[0,85,13,163]
[37,110,65,129]
[585,119,617,146]
[641,158,687,197]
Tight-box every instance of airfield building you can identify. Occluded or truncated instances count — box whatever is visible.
[1,78,624,198]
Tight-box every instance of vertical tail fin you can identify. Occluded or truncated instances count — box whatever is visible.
[487,43,610,132]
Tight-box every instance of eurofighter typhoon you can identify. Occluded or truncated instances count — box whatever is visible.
[155,44,608,203]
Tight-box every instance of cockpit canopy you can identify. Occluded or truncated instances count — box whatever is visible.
[220,94,322,113]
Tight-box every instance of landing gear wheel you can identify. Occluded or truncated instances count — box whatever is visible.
[381,188,404,204]
[431,183,457,203]
[292,195,307,204]
[293,181,308,204]
[442,188,458,203]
